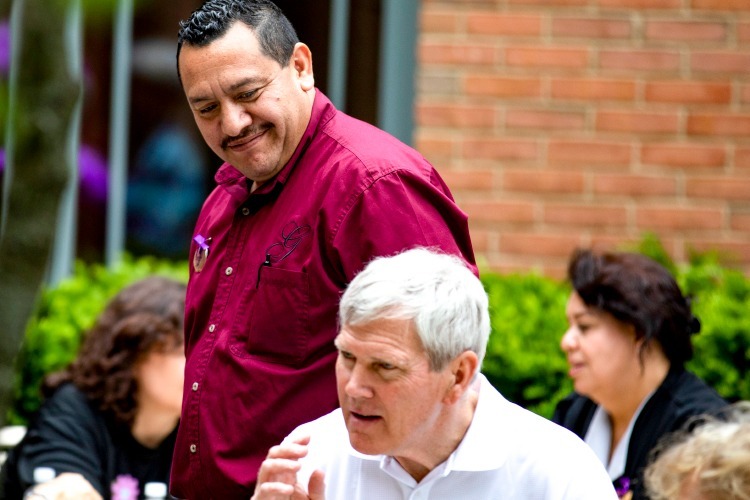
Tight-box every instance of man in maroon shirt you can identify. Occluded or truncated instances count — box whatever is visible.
[173,1,476,497]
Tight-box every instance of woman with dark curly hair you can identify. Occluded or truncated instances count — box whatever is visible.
[552,249,727,500]
[1,276,186,500]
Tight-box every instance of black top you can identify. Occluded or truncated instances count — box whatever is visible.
[1,383,176,500]
[552,367,727,499]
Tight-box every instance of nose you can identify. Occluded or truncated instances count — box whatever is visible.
[560,326,577,353]
[343,363,374,399]
[221,102,252,137]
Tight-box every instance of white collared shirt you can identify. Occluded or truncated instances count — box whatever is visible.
[288,375,617,499]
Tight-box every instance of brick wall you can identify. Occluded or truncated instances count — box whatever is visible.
[416,0,750,278]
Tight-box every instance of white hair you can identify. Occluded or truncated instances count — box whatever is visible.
[338,247,489,371]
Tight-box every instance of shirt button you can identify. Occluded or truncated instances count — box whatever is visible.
[241,207,250,216]
[190,444,197,453]
[225,267,233,276]
[208,324,216,333]
[192,382,199,391]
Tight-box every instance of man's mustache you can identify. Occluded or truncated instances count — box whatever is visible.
[221,125,269,150]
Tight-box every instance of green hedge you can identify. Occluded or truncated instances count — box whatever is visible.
[9,255,187,425]
[8,241,750,425]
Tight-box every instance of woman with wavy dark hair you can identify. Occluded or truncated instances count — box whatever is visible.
[1,276,186,500]
[552,249,727,500]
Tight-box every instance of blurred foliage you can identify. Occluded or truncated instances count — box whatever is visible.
[7,236,749,425]
[9,254,187,425]
[481,272,572,419]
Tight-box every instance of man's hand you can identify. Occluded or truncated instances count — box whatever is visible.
[24,472,103,500]
[251,435,325,500]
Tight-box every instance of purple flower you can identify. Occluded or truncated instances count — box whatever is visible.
[111,474,139,500]
[613,475,631,497]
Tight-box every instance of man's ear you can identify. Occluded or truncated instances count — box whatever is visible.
[443,351,479,405]
[291,42,315,91]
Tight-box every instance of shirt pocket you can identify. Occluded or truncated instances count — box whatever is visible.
[230,266,311,366]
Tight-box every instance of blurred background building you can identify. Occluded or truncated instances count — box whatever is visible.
[4,0,749,277]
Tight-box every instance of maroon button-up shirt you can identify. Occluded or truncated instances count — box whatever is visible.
[170,91,476,499]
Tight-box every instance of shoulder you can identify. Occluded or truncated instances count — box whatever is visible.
[316,110,434,180]
[477,390,616,498]
[655,368,728,428]
[552,392,597,436]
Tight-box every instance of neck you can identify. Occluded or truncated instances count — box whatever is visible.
[130,403,179,449]
[605,355,671,451]
[395,387,479,483]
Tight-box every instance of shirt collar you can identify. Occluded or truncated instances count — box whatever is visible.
[349,374,511,475]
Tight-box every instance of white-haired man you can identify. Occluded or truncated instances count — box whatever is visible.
[252,248,617,499]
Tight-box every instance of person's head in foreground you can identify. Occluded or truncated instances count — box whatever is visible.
[253,247,617,499]
[177,0,315,189]
[645,402,750,500]
[334,246,488,465]
[562,249,697,407]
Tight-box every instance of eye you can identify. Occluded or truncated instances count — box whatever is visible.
[238,89,259,101]
[339,350,355,361]
[377,362,396,371]
[198,104,217,115]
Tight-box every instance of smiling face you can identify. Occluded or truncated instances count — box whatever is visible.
[334,317,456,460]
[178,22,314,186]
[560,292,643,406]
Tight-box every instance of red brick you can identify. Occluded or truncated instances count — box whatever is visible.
[465,76,542,98]
[548,140,632,166]
[645,21,727,42]
[692,0,750,11]
[500,232,583,257]
[641,144,726,169]
[552,18,631,39]
[644,81,731,104]
[419,43,497,66]
[506,46,590,69]
[596,110,679,134]
[691,52,750,73]
[463,138,539,161]
[599,50,680,72]
[420,10,461,34]
[636,206,724,231]
[414,134,455,158]
[551,78,636,101]
[439,168,496,191]
[467,228,491,253]
[503,169,585,194]
[506,109,586,131]
[688,114,750,137]
[467,13,542,36]
[508,0,587,6]
[731,212,750,231]
[736,148,750,169]
[461,200,536,223]
[416,103,496,128]
[593,174,677,196]
[686,176,750,200]
[598,0,681,7]
[739,22,750,42]
[544,203,628,227]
